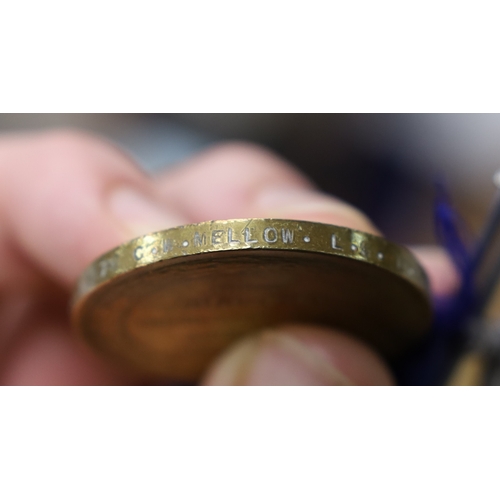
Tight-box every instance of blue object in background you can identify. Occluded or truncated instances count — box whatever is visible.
[394,182,475,385]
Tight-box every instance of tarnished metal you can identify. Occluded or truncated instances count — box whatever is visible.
[72,218,432,380]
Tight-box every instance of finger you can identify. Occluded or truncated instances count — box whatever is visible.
[0,130,190,385]
[159,143,461,300]
[0,300,143,385]
[0,130,189,292]
[411,245,460,298]
[0,224,49,293]
[158,142,379,234]
[203,325,394,386]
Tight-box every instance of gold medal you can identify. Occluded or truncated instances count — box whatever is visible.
[72,219,432,380]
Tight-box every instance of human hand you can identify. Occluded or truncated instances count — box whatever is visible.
[0,130,459,385]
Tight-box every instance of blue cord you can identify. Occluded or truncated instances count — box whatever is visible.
[394,180,474,385]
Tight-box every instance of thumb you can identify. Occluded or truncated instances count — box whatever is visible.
[203,325,394,386]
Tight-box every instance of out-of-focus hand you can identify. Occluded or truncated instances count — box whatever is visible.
[0,131,459,385]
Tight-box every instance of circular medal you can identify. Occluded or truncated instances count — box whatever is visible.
[72,219,432,381]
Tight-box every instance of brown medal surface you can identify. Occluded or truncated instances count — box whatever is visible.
[72,219,432,381]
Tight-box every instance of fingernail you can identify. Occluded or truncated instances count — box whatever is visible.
[108,187,187,237]
[254,187,378,234]
[204,332,351,386]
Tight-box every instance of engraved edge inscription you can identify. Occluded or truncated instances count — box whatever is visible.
[74,219,429,301]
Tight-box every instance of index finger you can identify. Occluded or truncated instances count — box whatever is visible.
[158,142,378,233]
[0,130,189,292]
[158,142,458,297]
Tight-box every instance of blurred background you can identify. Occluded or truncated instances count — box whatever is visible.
[0,113,498,245]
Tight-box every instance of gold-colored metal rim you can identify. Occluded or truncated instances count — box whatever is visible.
[74,218,429,301]
[72,219,432,379]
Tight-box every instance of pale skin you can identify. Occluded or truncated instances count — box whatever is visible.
[0,130,460,385]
